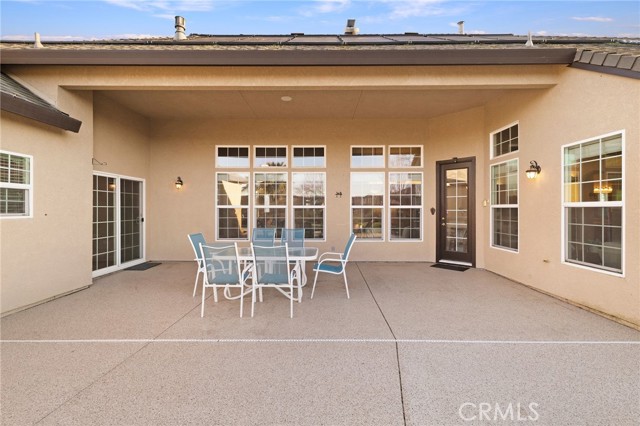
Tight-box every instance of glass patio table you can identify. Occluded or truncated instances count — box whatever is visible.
[237,246,318,288]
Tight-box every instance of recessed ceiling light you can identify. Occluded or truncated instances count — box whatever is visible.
[281,96,293,102]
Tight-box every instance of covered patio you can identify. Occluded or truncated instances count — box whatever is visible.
[1,262,638,425]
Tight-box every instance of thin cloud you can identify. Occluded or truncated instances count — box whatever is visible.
[103,0,215,12]
[571,16,613,23]
[1,33,165,41]
[299,0,351,18]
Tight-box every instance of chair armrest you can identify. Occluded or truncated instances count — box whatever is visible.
[318,252,344,262]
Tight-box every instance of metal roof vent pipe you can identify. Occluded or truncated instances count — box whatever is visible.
[344,19,359,35]
[457,21,465,35]
[174,16,187,41]
[33,32,44,48]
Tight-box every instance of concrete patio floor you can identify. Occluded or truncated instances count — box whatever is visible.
[1,262,638,425]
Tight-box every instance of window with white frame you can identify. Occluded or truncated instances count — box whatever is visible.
[491,123,519,158]
[216,146,249,168]
[563,132,623,273]
[255,146,287,168]
[292,146,325,168]
[351,146,384,168]
[1,151,32,217]
[292,172,325,240]
[351,172,384,240]
[254,172,287,231]
[490,159,518,251]
[389,146,422,168]
[216,172,250,240]
[389,172,422,240]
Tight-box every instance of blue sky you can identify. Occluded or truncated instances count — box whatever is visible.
[1,1,638,40]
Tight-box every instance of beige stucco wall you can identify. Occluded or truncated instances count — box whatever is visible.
[1,63,637,327]
[1,88,94,314]
[483,68,639,326]
[92,93,151,179]
[147,117,439,262]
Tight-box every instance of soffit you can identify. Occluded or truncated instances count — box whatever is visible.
[98,88,510,120]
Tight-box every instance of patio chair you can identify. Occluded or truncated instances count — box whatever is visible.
[311,233,357,299]
[199,243,252,318]
[187,233,207,297]
[251,243,300,318]
[252,228,276,246]
[281,228,305,247]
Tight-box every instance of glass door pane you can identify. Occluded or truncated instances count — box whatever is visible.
[93,175,116,271]
[445,169,469,253]
[120,178,143,264]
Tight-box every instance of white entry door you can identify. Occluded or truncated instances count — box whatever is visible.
[92,173,146,277]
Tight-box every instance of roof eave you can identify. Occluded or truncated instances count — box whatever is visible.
[0,48,578,66]
[1,92,82,132]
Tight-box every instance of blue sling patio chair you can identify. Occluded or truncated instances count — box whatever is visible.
[310,233,357,299]
[281,228,305,247]
[252,228,276,247]
[199,243,252,318]
[187,233,207,297]
[251,243,300,318]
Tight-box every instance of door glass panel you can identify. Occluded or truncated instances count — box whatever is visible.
[93,175,116,271]
[120,179,143,264]
[445,169,468,253]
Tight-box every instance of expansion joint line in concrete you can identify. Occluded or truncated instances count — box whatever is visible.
[356,263,407,426]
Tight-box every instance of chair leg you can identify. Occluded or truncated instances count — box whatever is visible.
[239,286,244,318]
[290,282,294,318]
[193,269,201,297]
[201,284,206,317]
[310,270,320,299]
[251,285,256,317]
[213,286,218,303]
[343,269,350,299]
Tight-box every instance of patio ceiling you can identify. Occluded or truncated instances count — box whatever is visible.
[98,88,512,120]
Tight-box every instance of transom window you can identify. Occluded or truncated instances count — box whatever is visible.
[351,172,384,240]
[491,123,519,158]
[389,146,422,168]
[490,159,518,251]
[292,146,325,168]
[389,172,422,240]
[292,172,326,240]
[1,151,32,217]
[255,146,287,168]
[351,146,384,168]
[216,146,249,168]
[563,132,623,274]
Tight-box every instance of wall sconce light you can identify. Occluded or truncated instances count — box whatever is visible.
[525,161,541,179]
[335,191,343,198]
[175,176,184,189]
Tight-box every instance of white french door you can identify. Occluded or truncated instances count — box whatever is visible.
[92,173,146,277]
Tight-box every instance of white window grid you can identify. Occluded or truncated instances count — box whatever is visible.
[388,172,423,241]
[351,145,385,168]
[561,131,624,276]
[292,146,326,168]
[388,146,423,168]
[254,146,288,168]
[292,172,326,240]
[215,146,250,168]
[490,159,519,252]
[490,122,519,159]
[215,172,250,240]
[254,172,288,231]
[350,172,385,241]
[0,150,33,218]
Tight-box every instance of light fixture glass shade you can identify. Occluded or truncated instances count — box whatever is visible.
[525,161,541,179]
[175,176,183,189]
